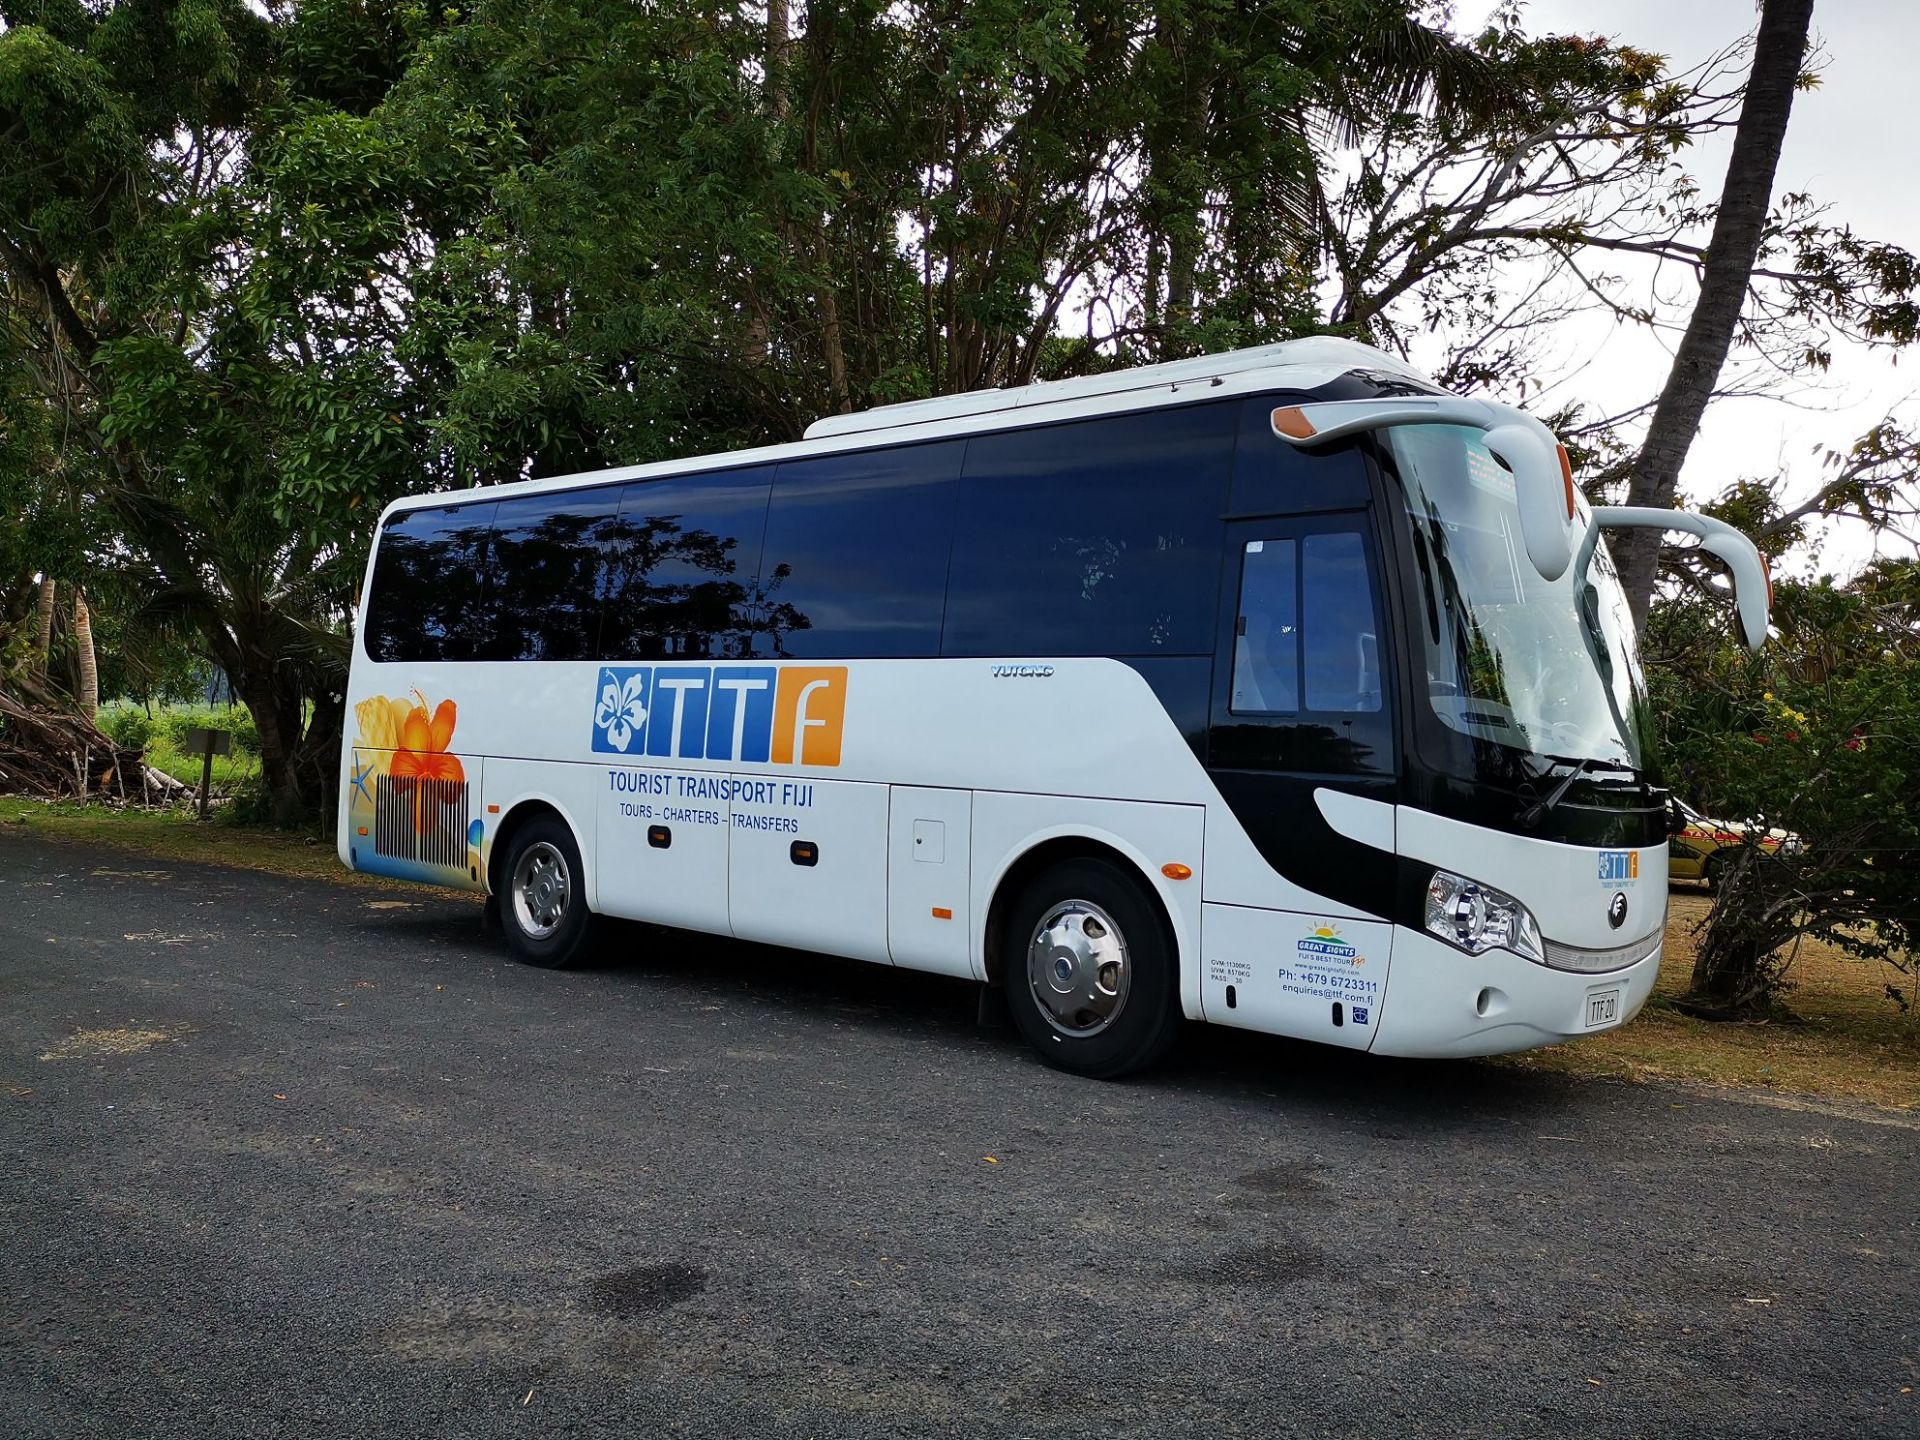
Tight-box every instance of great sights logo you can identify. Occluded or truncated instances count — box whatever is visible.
[591,664,847,766]
[1297,923,1360,963]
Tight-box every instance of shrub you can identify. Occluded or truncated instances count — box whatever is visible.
[99,706,154,751]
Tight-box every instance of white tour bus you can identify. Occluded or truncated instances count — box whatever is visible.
[339,337,1768,1078]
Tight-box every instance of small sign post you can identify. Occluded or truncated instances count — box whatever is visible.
[182,727,232,820]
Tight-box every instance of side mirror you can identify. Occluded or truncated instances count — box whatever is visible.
[1666,797,1688,836]
[1271,395,1578,582]
[1482,423,1573,583]
[1590,507,1771,650]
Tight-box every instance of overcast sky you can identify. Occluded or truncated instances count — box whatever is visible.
[1454,0,1918,575]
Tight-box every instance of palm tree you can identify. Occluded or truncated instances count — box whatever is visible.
[1614,0,1818,623]
[73,588,97,721]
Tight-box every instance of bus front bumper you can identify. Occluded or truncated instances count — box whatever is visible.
[1370,926,1663,1059]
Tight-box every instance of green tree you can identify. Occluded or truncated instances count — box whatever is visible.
[1649,556,1920,1015]
[0,0,451,819]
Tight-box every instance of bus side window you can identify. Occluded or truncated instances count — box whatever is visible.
[597,469,773,661]
[943,404,1233,658]
[755,441,964,658]
[477,488,624,663]
[363,501,498,663]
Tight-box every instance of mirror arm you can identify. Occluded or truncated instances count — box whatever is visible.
[1271,397,1575,581]
[1588,506,1771,651]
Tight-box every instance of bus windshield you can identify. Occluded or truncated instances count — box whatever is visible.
[1385,424,1652,774]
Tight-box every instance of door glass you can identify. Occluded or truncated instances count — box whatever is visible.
[1230,539,1299,714]
[1302,531,1382,712]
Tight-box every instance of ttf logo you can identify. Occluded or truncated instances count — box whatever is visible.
[1598,850,1639,883]
[591,665,847,766]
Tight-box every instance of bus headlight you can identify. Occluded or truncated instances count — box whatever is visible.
[1424,870,1545,963]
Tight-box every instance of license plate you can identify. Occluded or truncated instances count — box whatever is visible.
[1584,988,1622,1029]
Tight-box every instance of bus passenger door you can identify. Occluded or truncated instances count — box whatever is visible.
[728,777,891,964]
[1201,514,1399,1050]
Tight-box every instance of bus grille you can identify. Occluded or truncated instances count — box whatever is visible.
[373,775,470,868]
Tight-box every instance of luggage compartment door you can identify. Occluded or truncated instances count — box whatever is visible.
[887,786,973,978]
[728,777,890,963]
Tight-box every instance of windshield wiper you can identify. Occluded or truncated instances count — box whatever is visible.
[1517,754,1639,828]
[1538,752,1638,776]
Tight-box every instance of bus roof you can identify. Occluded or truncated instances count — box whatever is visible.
[381,336,1434,521]
[802,336,1429,440]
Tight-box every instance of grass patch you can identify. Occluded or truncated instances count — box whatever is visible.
[2,798,408,890]
[1505,891,1920,1111]
[98,701,265,795]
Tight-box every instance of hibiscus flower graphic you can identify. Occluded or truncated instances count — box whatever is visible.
[388,691,463,834]
[595,670,649,752]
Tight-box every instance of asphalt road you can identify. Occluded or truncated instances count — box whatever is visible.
[2,828,1916,1440]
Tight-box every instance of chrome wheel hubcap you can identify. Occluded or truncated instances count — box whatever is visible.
[1026,900,1129,1037]
[512,841,571,940]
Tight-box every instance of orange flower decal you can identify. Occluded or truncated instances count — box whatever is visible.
[388,691,464,834]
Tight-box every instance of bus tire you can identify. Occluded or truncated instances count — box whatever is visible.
[500,815,596,969]
[1003,857,1181,1080]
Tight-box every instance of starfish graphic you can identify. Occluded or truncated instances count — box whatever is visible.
[350,757,375,805]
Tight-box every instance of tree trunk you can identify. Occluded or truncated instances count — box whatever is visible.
[1614,0,1815,626]
[72,590,97,720]
[740,0,790,373]
[291,686,345,830]
[766,0,790,123]
[797,9,850,412]
[32,576,55,676]
[1685,847,1795,1014]
[1144,10,1215,361]
[234,668,305,826]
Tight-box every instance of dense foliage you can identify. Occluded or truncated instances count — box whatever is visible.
[1648,556,1920,1013]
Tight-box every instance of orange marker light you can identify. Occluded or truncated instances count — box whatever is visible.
[1161,863,1193,881]
[1556,444,1576,520]
[356,826,368,836]
[487,804,500,814]
[1270,406,1317,440]
[931,906,953,920]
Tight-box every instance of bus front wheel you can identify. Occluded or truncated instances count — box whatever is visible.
[500,816,596,969]
[1003,857,1181,1079]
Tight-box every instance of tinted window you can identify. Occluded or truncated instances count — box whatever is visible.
[475,488,624,662]
[598,468,772,660]
[754,441,964,658]
[1230,539,1298,714]
[1226,528,1381,716]
[1302,531,1381,711]
[363,501,497,663]
[944,405,1233,657]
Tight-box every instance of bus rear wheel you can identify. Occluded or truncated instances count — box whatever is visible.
[1003,857,1180,1079]
[500,816,596,968]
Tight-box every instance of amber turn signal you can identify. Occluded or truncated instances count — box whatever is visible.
[1161,863,1193,881]
[1270,406,1316,440]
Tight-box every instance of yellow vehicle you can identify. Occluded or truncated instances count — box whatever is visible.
[1667,800,1797,890]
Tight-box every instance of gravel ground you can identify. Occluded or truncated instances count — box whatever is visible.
[2,827,1916,1439]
